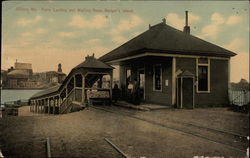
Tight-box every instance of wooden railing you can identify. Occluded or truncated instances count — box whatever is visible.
[229,90,249,106]
[59,88,75,114]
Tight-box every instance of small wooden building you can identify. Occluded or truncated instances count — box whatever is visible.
[30,55,113,114]
[100,12,236,108]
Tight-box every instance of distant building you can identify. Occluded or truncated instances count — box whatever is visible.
[32,64,66,84]
[2,62,66,89]
[6,62,34,88]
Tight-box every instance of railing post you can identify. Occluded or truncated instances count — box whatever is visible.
[53,97,55,114]
[110,71,113,101]
[48,98,50,114]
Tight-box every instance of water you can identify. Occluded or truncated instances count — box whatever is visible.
[1,89,42,104]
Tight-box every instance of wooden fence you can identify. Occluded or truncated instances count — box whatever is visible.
[229,90,250,106]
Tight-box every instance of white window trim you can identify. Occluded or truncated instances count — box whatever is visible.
[196,58,210,93]
[153,64,162,92]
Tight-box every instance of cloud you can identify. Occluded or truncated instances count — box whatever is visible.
[84,38,101,45]
[201,13,224,38]
[112,36,127,44]
[201,24,220,38]
[110,15,143,35]
[69,15,108,29]
[189,13,201,23]
[165,13,201,30]
[231,52,249,82]
[166,13,183,30]
[200,13,243,39]
[48,18,55,23]
[211,13,225,24]
[226,15,242,25]
[36,28,48,34]
[223,38,244,52]
[17,38,34,47]
[16,15,42,27]
[58,32,77,38]
[20,32,33,37]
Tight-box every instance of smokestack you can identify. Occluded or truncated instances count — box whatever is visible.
[183,11,190,34]
[185,11,188,26]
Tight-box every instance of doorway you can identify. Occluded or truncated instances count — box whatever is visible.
[176,70,195,109]
[138,69,145,101]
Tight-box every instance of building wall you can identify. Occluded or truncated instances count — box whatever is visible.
[119,56,229,107]
[15,62,32,70]
[119,56,173,105]
[176,57,229,107]
[144,57,172,105]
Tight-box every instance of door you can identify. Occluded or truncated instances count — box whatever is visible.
[138,69,145,100]
[182,78,194,109]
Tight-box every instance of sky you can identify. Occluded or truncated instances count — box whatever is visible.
[2,1,249,82]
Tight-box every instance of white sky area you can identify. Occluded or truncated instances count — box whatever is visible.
[2,1,249,83]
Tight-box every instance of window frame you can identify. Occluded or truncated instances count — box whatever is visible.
[196,58,210,93]
[153,64,163,92]
[125,67,131,87]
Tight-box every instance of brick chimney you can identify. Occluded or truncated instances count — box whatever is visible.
[183,11,190,34]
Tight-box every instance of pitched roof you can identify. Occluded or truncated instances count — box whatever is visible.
[178,70,194,77]
[99,22,236,62]
[7,70,30,78]
[73,55,114,70]
[30,56,113,99]
[30,85,60,99]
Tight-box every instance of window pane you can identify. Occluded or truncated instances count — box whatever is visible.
[154,65,162,90]
[198,66,208,91]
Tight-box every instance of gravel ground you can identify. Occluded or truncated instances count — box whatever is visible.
[0,106,248,158]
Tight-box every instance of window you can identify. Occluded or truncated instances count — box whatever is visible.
[197,58,210,92]
[153,65,162,91]
[126,68,131,87]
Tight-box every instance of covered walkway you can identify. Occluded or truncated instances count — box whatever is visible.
[29,55,114,114]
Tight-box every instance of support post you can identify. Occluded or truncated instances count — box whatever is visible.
[59,96,61,113]
[53,97,55,114]
[82,74,85,104]
[172,57,176,105]
[110,71,113,101]
[38,100,40,113]
[48,98,50,114]
[36,100,38,113]
[34,100,37,112]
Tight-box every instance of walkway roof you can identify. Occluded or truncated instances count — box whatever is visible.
[30,56,113,100]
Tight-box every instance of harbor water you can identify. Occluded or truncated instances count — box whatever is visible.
[1,89,42,105]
